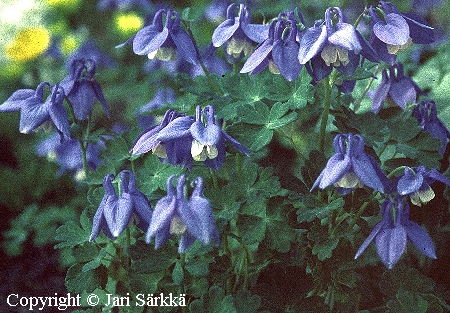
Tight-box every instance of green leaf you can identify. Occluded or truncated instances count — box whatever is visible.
[386,289,429,313]
[129,271,165,295]
[82,247,108,272]
[249,127,273,151]
[65,263,106,294]
[312,237,340,261]
[237,102,269,125]
[185,258,211,276]
[237,214,266,245]
[55,221,90,248]
[172,261,184,285]
[129,241,176,273]
[297,198,344,223]
[235,290,261,313]
[189,286,237,313]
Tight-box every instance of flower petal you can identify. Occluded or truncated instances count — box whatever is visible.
[375,225,407,269]
[298,24,328,64]
[405,220,436,259]
[373,13,410,45]
[133,26,169,55]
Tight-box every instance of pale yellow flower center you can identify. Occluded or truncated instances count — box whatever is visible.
[333,172,364,189]
[191,139,218,161]
[226,37,254,58]
[410,186,435,207]
[268,60,280,75]
[170,215,187,236]
[152,143,168,158]
[321,44,350,67]
[148,47,177,61]
[387,37,413,55]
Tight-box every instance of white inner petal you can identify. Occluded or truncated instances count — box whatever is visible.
[321,44,349,67]
[334,172,363,189]
[387,37,413,55]
[170,215,187,236]
[152,143,167,158]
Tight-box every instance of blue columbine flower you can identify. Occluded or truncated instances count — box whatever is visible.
[354,198,436,269]
[36,132,104,179]
[413,100,450,155]
[118,9,198,65]
[157,105,250,170]
[240,11,303,81]
[311,134,386,193]
[369,62,425,113]
[60,59,110,121]
[368,1,435,64]
[90,170,152,241]
[146,175,219,253]
[211,3,269,63]
[0,82,70,141]
[298,7,378,81]
[397,166,450,206]
[130,108,195,168]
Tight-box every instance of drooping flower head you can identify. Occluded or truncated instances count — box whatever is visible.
[241,11,303,81]
[36,132,104,179]
[89,170,152,241]
[0,82,70,141]
[355,197,436,269]
[146,175,219,253]
[118,9,198,65]
[413,100,450,155]
[368,1,435,64]
[60,58,110,121]
[311,133,386,194]
[157,105,250,170]
[369,62,425,113]
[298,7,379,81]
[212,3,269,63]
[397,166,450,206]
[131,108,195,169]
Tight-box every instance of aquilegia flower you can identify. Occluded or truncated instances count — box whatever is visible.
[90,170,153,241]
[413,100,450,155]
[0,82,70,140]
[298,7,378,81]
[240,11,303,81]
[36,132,104,178]
[211,3,269,63]
[311,133,386,193]
[118,9,198,65]
[368,1,435,64]
[130,108,195,169]
[60,59,110,121]
[369,62,425,113]
[354,197,436,269]
[146,175,219,253]
[156,105,250,170]
[397,166,450,206]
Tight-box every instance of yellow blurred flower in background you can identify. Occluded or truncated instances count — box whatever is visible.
[5,27,51,62]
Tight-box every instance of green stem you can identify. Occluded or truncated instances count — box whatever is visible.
[319,76,332,151]
[346,201,369,232]
[183,20,222,96]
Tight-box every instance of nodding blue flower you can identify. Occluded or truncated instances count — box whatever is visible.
[118,9,198,65]
[60,59,110,121]
[130,108,195,169]
[157,105,250,170]
[0,82,70,141]
[146,175,219,253]
[369,62,425,113]
[354,198,436,269]
[66,40,116,69]
[368,1,435,64]
[211,3,269,63]
[36,132,104,179]
[397,166,450,206]
[298,7,378,81]
[90,171,152,241]
[413,100,450,155]
[240,11,303,81]
[311,134,386,194]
